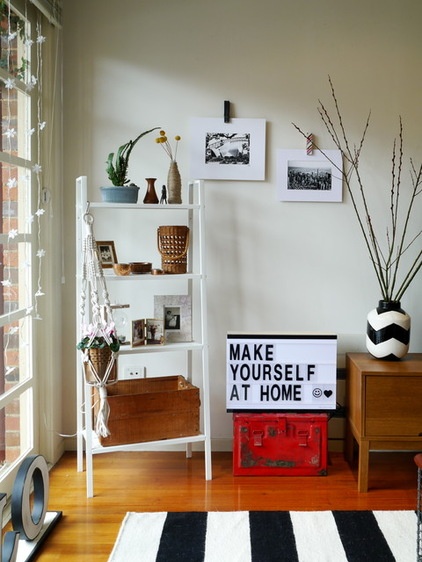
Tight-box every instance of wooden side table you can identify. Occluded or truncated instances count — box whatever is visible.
[345,352,422,492]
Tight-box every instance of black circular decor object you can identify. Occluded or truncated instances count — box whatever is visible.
[11,455,49,540]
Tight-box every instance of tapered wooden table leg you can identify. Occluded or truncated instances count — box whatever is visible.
[358,440,369,493]
[344,420,354,464]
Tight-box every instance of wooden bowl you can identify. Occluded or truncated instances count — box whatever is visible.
[113,263,131,276]
[129,262,152,274]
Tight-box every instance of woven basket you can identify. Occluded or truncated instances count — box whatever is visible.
[84,346,117,385]
[157,225,190,274]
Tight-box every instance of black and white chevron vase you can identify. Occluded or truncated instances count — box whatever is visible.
[366,300,410,360]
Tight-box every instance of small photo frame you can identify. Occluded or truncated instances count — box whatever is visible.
[131,319,145,347]
[97,241,117,268]
[154,295,192,343]
[145,319,164,345]
[277,149,343,202]
[189,117,266,181]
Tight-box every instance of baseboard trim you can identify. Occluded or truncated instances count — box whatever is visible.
[64,437,344,453]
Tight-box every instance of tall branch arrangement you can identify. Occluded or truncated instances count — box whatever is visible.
[293,77,422,303]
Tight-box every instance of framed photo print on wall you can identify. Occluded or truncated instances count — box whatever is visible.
[96,241,117,268]
[277,149,343,202]
[154,295,192,343]
[189,117,266,181]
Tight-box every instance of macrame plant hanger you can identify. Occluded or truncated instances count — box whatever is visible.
[79,204,118,438]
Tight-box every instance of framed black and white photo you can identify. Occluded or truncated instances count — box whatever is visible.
[131,319,145,347]
[145,319,164,345]
[277,149,343,202]
[154,295,192,343]
[96,240,118,268]
[189,118,266,180]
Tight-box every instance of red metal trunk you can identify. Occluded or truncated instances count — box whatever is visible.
[233,413,328,476]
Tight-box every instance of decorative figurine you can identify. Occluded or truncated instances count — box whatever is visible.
[160,185,168,204]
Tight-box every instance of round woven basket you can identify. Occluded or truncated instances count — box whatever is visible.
[157,225,190,274]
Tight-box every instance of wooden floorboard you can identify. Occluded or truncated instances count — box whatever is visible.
[32,450,418,560]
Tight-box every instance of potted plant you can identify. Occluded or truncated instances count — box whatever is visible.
[77,321,120,385]
[101,126,160,203]
[294,77,422,360]
[77,321,121,437]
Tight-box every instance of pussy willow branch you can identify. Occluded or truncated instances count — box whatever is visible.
[390,149,420,296]
[385,127,402,293]
[393,163,422,301]
[292,121,388,298]
[293,78,422,301]
[324,77,388,295]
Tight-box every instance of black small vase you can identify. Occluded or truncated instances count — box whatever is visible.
[366,300,411,360]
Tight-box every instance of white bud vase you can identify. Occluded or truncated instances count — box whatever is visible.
[167,160,182,204]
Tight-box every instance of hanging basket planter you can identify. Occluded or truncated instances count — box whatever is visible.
[83,346,117,386]
[77,206,121,438]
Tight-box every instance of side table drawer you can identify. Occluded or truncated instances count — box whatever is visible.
[366,375,422,436]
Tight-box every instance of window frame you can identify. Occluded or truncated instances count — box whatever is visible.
[0,0,41,498]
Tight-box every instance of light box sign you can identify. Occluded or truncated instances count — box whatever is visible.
[226,333,337,411]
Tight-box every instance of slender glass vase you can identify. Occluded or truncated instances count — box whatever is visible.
[167,161,182,204]
[143,177,159,204]
[366,300,410,360]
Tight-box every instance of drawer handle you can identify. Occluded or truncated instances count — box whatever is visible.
[252,431,264,447]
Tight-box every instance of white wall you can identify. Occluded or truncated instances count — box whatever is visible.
[62,0,422,449]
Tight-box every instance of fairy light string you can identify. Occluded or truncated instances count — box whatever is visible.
[2,3,20,377]
[34,18,46,311]
[1,2,47,379]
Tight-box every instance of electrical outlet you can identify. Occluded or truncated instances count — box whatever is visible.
[122,365,146,379]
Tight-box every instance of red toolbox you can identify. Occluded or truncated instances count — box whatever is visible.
[233,413,328,476]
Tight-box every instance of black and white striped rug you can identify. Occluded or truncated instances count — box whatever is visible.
[108,510,416,561]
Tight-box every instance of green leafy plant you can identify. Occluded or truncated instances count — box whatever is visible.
[293,77,422,303]
[77,322,120,353]
[106,127,160,186]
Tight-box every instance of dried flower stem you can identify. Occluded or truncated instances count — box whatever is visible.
[293,77,422,302]
[155,130,181,162]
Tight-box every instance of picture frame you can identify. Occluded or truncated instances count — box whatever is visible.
[131,319,145,347]
[277,149,343,202]
[189,117,266,181]
[145,319,164,345]
[154,295,192,343]
[96,241,118,268]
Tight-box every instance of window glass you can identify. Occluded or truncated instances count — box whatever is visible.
[0,1,36,495]
[0,4,31,161]
[0,388,32,470]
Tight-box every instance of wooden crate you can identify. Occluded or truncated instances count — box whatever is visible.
[94,375,200,447]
